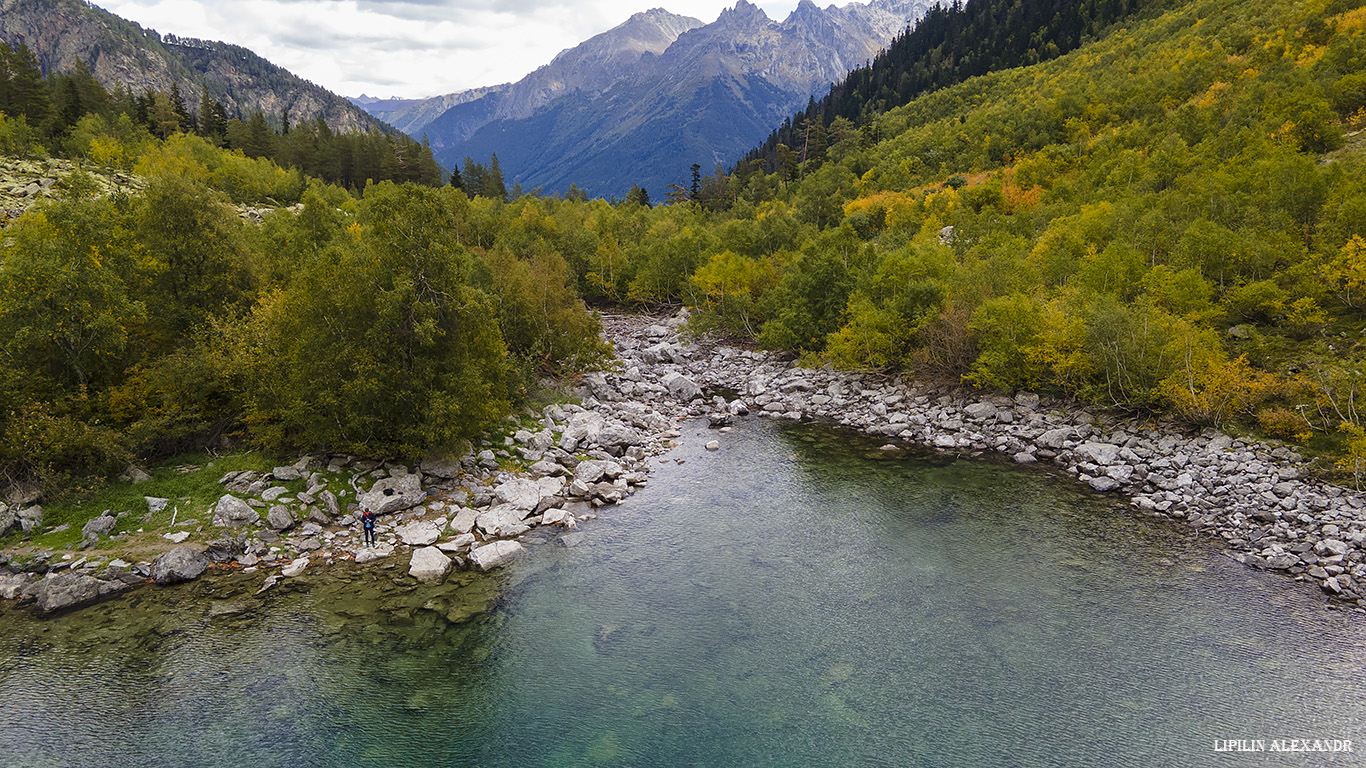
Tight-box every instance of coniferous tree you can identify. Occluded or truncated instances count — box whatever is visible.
[487,153,508,200]
[0,42,53,126]
[449,164,463,189]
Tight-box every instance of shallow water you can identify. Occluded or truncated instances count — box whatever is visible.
[2,419,1364,767]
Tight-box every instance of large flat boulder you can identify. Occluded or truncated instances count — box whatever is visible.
[469,540,525,571]
[408,546,452,583]
[30,572,126,615]
[152,546,209,585]
[1075,442,1121,466]
[212,495,260,527]
[494,478,543,511]
[395,521,440,547]
[359,474,424,515]
[354,543,395,564]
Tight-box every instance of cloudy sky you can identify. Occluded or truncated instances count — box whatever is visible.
[92,0,802,99]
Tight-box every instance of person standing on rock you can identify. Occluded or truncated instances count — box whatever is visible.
[361,507,377,547]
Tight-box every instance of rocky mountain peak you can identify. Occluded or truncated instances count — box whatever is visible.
[716,0,772,29]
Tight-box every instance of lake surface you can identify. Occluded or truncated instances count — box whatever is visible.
[2,419,1365,767]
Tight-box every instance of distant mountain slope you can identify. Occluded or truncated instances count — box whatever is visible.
[350,86,509,136]
[0,0,383,132]
[425,0,933,198]
[365,8,703,147]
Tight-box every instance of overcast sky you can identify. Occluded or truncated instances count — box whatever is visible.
[92,0,802,99]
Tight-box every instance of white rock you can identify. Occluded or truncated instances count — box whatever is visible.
[451,508,479,534]
[395,521,440,547]
[408,546,451,583]
[436,534,477,553]
[281,557,309,577]
[470,540,525,571]
[494,478,543,510]
[162,531,190,544]
[354,543,394,564]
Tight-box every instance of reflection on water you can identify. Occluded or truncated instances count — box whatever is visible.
[2,419,1365,767]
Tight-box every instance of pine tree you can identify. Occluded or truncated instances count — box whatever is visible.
[0,43,53,127]
[449,164,463,189]
[487,153,508,200]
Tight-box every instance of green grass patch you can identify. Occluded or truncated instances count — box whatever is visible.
[0,450,365,553]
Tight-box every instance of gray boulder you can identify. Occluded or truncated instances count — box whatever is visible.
[205,536,246,563]
[271,466,302,481]
[661,372,702,401]
[212,495,260,527]
[408,546,452,583]
[265,505,295,531]
[152,546,209,585]
[81,513,118,540]
[0,572,34,599]
[0,503,16,537]
[31,572,125,615]
[1037,428,1074,449]
[1075,442,1121,466]
[144,496,170,514]
[1087,476,1122,492]
[420,456,462,480]
[359,474,424,515]
[354,543,395,564]
[18,505,42,534]
[319,490,340,517]
[963,402,998,421]
[451,508,479,534]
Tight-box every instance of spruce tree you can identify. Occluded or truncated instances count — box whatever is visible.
[487,153,508,201]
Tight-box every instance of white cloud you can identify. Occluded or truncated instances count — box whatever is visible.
[92,0,801,98]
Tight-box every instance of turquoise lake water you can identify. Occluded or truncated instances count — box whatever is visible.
[2,419,1364,767]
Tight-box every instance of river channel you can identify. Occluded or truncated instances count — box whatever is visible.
[2,419,1364,767]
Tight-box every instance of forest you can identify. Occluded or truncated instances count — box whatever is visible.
[2,0,1366,495]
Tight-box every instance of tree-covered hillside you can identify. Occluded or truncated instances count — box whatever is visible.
[4,0,1366,495]
[745,0,1162,172]
[0,42,442,191]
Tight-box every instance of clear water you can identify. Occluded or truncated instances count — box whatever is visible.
[2,419,1365,767]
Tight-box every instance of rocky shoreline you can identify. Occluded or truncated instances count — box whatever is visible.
[3,309,1365,616]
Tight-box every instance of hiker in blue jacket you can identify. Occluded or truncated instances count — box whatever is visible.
[361,508,376,547]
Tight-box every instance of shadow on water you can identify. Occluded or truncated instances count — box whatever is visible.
[2,417,1365,767]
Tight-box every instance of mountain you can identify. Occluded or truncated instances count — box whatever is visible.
[350,86,509,137]
[368,8,703,147]
[0,0,383,132]
[355,0,931,198]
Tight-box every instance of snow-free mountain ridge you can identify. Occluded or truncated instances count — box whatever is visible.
[357,0,933,198]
